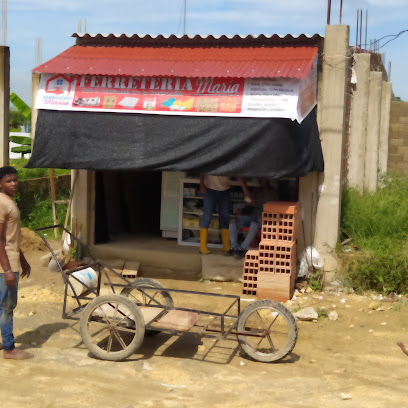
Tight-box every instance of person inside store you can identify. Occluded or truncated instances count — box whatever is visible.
[199,175,232,255]
[227,177,279,258]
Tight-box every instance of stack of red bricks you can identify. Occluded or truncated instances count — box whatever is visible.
[242,201,300,302]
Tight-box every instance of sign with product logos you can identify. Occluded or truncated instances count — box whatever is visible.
[35,59,316,122]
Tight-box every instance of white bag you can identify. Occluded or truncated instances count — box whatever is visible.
[298,246,324,277]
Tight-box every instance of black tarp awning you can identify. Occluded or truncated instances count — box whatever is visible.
[27,109,323,178]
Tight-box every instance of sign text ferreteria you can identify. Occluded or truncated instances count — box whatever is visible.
[35,64,317,123]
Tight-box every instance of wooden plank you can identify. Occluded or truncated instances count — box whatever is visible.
[138,306,165,324]
[150,310,199,331]
[93,304,164,325]
[62,171,79,242]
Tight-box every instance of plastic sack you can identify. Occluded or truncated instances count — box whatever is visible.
[62,233,71,253]
[298,256,309,278]
[298,246,324,277]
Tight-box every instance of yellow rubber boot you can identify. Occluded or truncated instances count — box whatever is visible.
[200,228,212,255]
[221,228,231,253]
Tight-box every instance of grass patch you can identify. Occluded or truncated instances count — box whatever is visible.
[317,308,329,319]
[341,172,408,294]
[11,158,71,181]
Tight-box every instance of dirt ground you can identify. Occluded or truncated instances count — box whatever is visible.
[1,230,408,408]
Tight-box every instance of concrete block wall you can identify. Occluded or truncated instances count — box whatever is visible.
[388,101,408,175]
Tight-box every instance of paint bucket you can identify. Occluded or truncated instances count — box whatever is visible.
[67,267,98,296]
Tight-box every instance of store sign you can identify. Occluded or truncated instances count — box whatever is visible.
[35,62,316,122]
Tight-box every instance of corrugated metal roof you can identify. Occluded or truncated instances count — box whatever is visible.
[71,33,323,48]
[33,45,318,79]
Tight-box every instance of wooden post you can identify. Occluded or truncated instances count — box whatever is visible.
[49,168,58,238]
[61,170,78,242]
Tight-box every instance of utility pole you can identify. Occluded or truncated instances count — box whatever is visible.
[1,0,7,45]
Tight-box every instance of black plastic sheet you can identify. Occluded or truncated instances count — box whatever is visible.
[27,109,323,177]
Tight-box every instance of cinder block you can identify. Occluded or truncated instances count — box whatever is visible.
[97,259,125,278]
[389,138,404,147]
[398,117,408,124]
[389,153,404,162]
[388,144,399,154]
[390,123,408,132]
[122,261,140,279]
[397,146,408,154]
[396,162,408,170]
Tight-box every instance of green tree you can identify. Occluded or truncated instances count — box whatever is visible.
[9,109,27,130]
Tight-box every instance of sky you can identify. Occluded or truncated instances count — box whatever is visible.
[7,0,408,106]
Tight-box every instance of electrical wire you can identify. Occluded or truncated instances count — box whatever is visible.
[379,29,408,49]
[176,0,185,35]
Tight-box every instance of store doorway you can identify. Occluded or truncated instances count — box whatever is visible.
[95,170,162,244]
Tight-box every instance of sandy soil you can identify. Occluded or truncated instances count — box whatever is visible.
[1,230,408,408]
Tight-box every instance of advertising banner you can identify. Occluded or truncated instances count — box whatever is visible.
[35,64,316,122]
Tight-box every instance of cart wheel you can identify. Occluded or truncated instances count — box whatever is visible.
[121,278,173,336]
[236,300,297,363]
[80,294,145,361]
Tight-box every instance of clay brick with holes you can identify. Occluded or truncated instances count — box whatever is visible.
[242,277,258,296]
[259,242,276,256]
[242,250,259,295]
[261,212,279,240]
[258,258,275,273]
[245,249,259,262]
[263,201,301,215]
[243,249,259,275]
[256,272,295,302]
[243,267,258,276]
[242,289,257,296]
[262,212,299,241]
[262,201,301,242]
[258,241,274,273]
[274,242,296,274]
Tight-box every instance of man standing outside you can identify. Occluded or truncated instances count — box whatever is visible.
[0,166,33,359]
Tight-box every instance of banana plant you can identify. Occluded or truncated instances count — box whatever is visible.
[10,93,31,119]
[9,93,32,157]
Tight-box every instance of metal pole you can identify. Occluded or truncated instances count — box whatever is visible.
[389,61,392,82]
[360,8,363,49]
[340,0,343,24]
[327,0,332,25]
[183,0,187,35]
[356,9,359,49]
[365,9,368,50]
